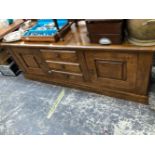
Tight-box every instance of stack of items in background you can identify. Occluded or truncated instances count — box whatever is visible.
[0,19,24,76]
[85,19,155,47]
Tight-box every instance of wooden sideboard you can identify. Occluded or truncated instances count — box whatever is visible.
[1,22,154,104]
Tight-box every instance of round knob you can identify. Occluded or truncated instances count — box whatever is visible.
[48,70,52,74]
[65,74,69,79]
[55,53,60,58]
[99,38,111,45]
[61,64,65,69]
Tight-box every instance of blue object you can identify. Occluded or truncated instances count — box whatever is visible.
[37,19,68,29]
[7,19,13,25]
[23,19,68,37]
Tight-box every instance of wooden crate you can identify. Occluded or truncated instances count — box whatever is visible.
[22,23,72,42]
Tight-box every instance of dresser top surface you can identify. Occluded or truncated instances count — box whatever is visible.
[1,21,155,52]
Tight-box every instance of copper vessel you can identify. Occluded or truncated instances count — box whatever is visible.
[127,19,155,46]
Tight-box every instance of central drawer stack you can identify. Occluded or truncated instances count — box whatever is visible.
[40,49,85,83]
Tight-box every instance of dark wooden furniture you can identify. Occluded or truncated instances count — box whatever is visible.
[1,22,154,104]
[86,20,124,44]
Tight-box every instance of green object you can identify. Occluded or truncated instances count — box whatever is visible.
[47,89,65,119]
[7,19,13,25]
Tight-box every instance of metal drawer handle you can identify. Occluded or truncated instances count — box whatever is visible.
[55,53,60,58]
[99,38,111,45]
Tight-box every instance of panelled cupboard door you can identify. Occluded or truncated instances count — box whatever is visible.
[11,47,45,75]
[85,51,138,90]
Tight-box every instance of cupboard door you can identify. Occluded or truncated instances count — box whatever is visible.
[85,51,138,90]
[11,47,45,75]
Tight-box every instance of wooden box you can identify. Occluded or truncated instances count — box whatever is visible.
[86,19,124,44]
[22,22,72,42]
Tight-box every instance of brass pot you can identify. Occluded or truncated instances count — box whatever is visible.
[127,19,155,46]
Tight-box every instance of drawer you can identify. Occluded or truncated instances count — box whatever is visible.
[46,60,81,73]
[47,70,84,82]
[40,49,78,62]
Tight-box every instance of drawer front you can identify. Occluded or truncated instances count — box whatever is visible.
[85,51,138,91]
[46,60,81,73]
[47,70,84,83]
[40,49,78,62]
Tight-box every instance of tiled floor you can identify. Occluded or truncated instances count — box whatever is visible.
[0,73,155,135]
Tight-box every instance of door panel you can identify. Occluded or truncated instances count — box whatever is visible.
[85,51,138,90]
[95,59,127,80]
[11,47,45,75]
